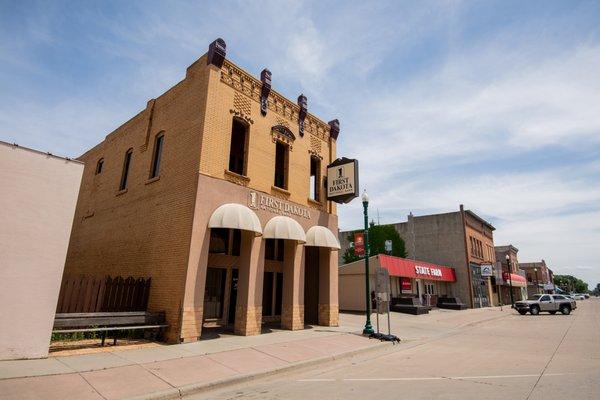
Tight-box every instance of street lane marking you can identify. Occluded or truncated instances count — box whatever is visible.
[298,373,575,383]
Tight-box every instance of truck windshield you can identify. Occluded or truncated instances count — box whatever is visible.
[527,294,542,301]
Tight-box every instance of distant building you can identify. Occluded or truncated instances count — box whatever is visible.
[339,205,496,308]
[519,260,554,296]
[494,245,527,303]
[0,141,83,360]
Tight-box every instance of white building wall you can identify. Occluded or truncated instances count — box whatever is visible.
[0,142,83,360]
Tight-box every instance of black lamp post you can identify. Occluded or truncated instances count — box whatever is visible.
[505,254,514,307]
[362,190,374,335]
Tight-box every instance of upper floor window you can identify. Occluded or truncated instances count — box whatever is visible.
[228,119,248,175]
[149,133,164,179]
[309,156,320,201]
[274,141,289,190]
[119,149,133,191]
[95,158,104,175]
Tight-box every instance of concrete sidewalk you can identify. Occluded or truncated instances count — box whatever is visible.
[0,307,511,400]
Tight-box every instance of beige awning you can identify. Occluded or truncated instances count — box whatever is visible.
[305,226,341,249]
[208,203,262,234]
[263,216,306,242]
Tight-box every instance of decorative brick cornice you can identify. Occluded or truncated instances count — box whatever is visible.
[220,59,332,141]
[224,169,250,187]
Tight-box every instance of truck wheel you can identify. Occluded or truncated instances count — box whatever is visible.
[560,305,571,315]
[549,311,557,315]
[518,310,527,315]
[530,306,540,315]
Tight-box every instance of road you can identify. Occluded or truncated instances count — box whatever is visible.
[190,299,600,400]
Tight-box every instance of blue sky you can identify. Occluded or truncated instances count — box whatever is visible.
[1,0,599,287]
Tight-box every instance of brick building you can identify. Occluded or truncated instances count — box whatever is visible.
[519,260,554,296]
[493,245,527,304]
[64,39,341,343]
[339,205,496,308]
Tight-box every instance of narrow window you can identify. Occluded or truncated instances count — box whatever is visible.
[309,156,320,201]
[95,158,104,175]
[119,149,133,191]
[274,141,288,189]
[150,133,164,179]
[228,119,248,175]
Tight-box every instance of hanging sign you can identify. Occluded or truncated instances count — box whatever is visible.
[326,157,359,203]
[480,264,494,277]
[354,232,365,257]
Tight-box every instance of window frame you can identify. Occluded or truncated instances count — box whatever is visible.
[119,148,133,191]
[273,140,289,190]
[95,158,104,175]
[309,155,321,201]
[228,118,250,176]
[149,132,164,179]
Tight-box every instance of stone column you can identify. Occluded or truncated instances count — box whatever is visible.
[318,247,339,326]
[281,240,304,330]
[234,230,264,336]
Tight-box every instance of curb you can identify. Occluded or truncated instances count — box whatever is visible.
[125,339,392,400]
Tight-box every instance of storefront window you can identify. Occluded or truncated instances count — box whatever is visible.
[209,228,229,254]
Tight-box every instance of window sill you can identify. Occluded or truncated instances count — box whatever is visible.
[224,170,250,187]
[116,188,128,196]
[146,176,160,185]
[271,185,291,199]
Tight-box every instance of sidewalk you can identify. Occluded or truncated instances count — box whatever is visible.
[0,307,511,400]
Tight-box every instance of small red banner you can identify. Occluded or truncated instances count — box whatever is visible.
[354,232,365,257]
[401,277,412,291]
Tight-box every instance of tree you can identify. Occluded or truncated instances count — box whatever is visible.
[342,224,407,264]
[554,274,589,293]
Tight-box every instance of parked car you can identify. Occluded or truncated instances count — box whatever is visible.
[584,294,590,299]
[514,294,576,315]
[572,294,586,300]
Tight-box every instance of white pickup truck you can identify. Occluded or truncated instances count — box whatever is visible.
[514,294,577,315]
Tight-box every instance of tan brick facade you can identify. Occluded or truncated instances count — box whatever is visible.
[64,39,340,343]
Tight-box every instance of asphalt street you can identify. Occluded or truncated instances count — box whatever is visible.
[190,299,600,400]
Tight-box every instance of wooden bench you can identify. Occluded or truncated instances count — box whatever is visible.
[390,297,430,315]
[53,311,168,346]
[437,297,468,310]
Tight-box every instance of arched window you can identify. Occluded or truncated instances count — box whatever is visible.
[228,118,249,175]
[119,149,133,191]
[95,158,104,175]
[150,133,164,179]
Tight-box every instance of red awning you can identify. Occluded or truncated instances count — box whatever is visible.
[378,254,456,282]
[503,273,527,287]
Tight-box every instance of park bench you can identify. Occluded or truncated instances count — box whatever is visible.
[53,311,168,346]
[390,297,430,315]
[437,296,468,310]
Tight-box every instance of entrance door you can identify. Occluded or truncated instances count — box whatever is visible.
[304,247,319,325]
[470,264,490,308]
[228,269,238,324]
[204,267,227,319]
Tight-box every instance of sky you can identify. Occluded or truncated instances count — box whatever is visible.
[1,0,599,287]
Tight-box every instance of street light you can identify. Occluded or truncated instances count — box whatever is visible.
[505,254,514,307]
[362,190,374,335]
[534,268,539,294]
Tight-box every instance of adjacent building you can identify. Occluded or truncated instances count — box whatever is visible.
[339,255,457,311]
[493,245,527,304]
[63,39,341,343]
[0,141,83,360]
[339,205,497,308]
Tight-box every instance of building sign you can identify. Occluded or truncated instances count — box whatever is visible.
[480,264,493,277]
[415,265,443,278]
[384,240,392,253]
[326,157,359,204]
[354,232,365,257]
[401,277,412,291]
[248,191,311,219]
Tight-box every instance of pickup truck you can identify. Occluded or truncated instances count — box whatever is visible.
[514,294,576,315]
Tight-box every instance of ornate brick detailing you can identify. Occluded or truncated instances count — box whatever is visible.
[220,59,332,140]
[307,198,324,211]
[328,119,340,140]
[318,304,339,327]
[234,305,262,336]
[271,125,295,150]
[270,185,291,200]
[276,117,290,128]
[224,169,250,187]
[233,92,251,115]
[309,135,322,157]
[281,304,304,330]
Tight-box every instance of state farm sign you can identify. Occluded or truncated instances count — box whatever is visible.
[415,265,443,278]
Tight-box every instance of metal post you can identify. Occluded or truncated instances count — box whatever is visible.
[507,258,514,307]
[362,194,374,335]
